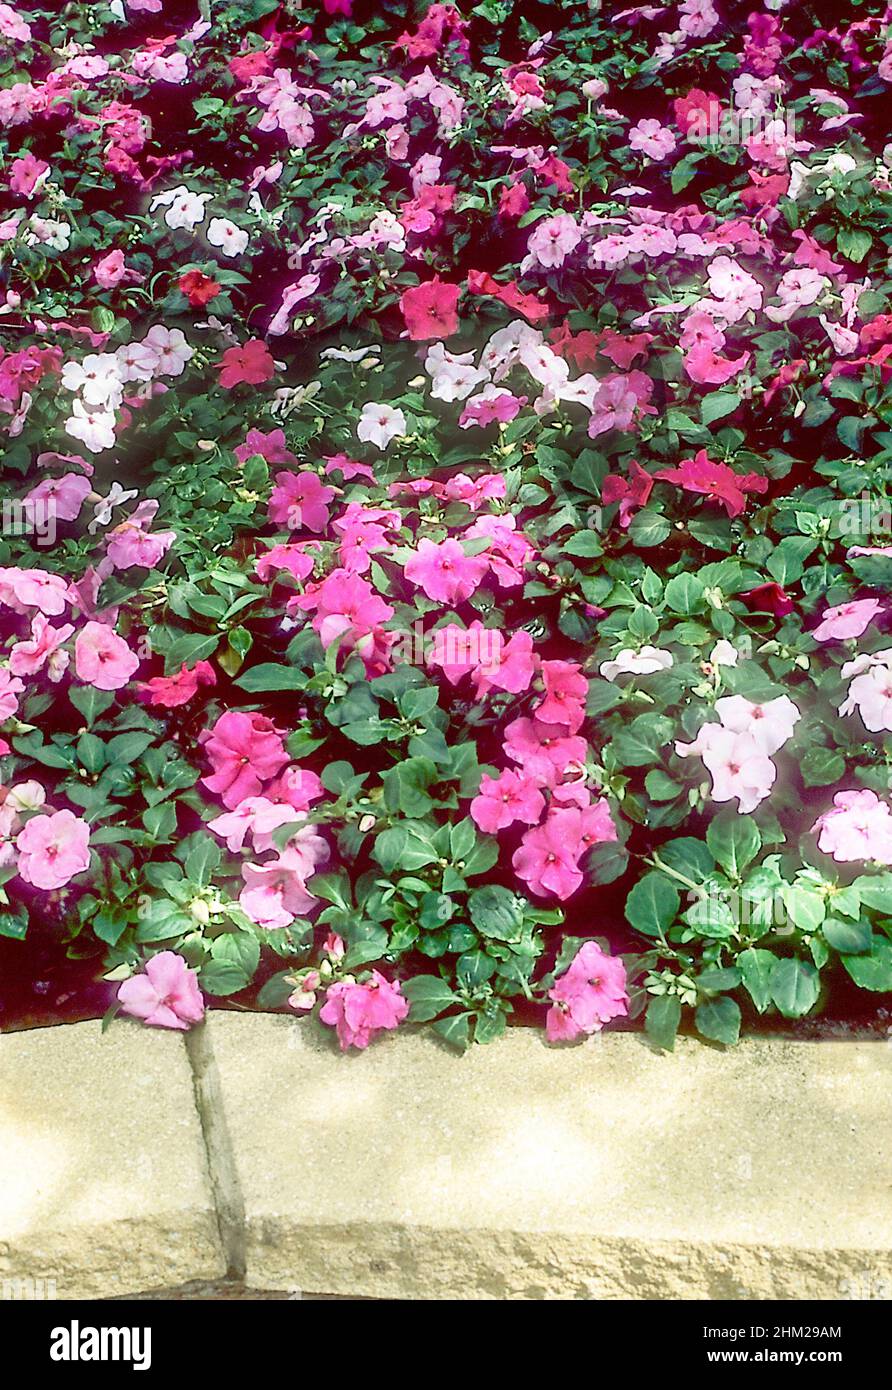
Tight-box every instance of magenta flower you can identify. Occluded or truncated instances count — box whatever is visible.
[16,809,91,890]
[404,537,488,605]
[117,951,205,1031]
[319,971,409,1050]
[471,769,546,833]
[546,941,629,1043]
[200,711,290,809]
[268,470,336,532]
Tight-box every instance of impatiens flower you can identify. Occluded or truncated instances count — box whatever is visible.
[600,646,673,681]
[471,769,546,833]
[839,650,892,733]
[513,804,616,900]
[0,567,69,615]
[9,614,74,681]
[151,186,211,231]
[676,724,776,813]
[628,119,677,160]
[179,269,221,307]
[16,809,91,890]
[216,339,275,388]
[65,399,116,453]
[268,471,336,532]
[357,402,407,450]
[25,473,92,523]
[142,325,193,377]
[524,212,581,270]
[654,450,768,518]
[137,660,216,708]
[812,598,883,643]
[117,951,204,1031]
[812,790,892,865]
[399,277,461,340]
[75,621,140,690]
[319,971,409,1051]
[712,695,801,755]
[94,249,142,289]
[207,217,249,257]
[8,152,49,197]
[240,843,327,928]
[536,660,588,733]
[404,538,488,605]
[503,718,588,787]
[201,711,290,809]
[0,669,24,720]
[546,940,628,1043]
[601,459,653,527]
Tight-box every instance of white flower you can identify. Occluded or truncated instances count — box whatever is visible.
[150,186,211,231]
[207,217,249,257]
[357,402,407,450]
[25,216,70,250]
[65,400,116,453]
[600,646,674,682]
[61,353,123,407]
[88,482,139,533]
[320,345,382,364]
[142,325,193,377]
[709,640,739,668]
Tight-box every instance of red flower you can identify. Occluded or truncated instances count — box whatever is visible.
[601,459,654,528]
[399,277,461,340]
[137,660,216,708]
[216,338,275,388]
[654,450,768,519]
[674,88,724,138]
[466,270,549,324]
[742,583,795,618]
[179,270,221,308]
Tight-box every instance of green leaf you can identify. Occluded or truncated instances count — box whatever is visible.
[468,885,525,941]
[402,975,458,1022]
[69,686,115,725]
[628,509,671,547]
[800,747,846,787]
[625,872,679,938]
[822,916,871,955]
[842,936,892,991]
[769,957,820,1018]
[781,884,825,932]
[645,994,681,1051]
[235,663,304,692]
[706,814,761,879]
[431,1011,473,1050]
[738,947,775,1013]
[700,391,740,427]
[695,996,740,1046]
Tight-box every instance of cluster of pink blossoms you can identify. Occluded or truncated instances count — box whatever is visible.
[546,941,629,1043]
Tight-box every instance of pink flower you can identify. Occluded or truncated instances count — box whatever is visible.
[399,277,461,340]
[216,338,276,388]
[839,650,892,732]
[654,450,768,518]
[546,941,629,1043]
[629,119,677,160]
[74,621,140,690]
[94,249,142,289]
[319,971,409,1050]
[676,724,776,813]
[8,151,49,198]
[513,812,585,899]
[293,568,394,655]
[812,598,883,643]
[137,660,216,708]
[239,845,326,927]
[268,471,336,532]
[25,472,92,521]
[200,711,290,809]
[525,213,581,269]
[117,951,205,1031]
[0,668,24,720]
[16,809,91,890]
[812,790,892,865]
[471,769,546,833]
[404,538,488,605]
[0,566,69,615]
[255,542,319,583]
[9,614,74,680]
[535,660,588,733]
[503,718,588,787]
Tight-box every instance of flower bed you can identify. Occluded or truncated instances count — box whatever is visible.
[2,0,892,1052]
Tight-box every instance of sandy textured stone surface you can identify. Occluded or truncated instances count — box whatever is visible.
[0,1020,224,1299]
[207,1014,892,1300]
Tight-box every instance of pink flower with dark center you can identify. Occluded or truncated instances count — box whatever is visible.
[546,940,629,1042]
[512,813,585,900]
[25,472,92,522]
[399,277,461,340]
[812,597,883,643]
[16,809,91,890]
[268,471,336,532]
[117,951,205,1031]
[74,620,140,690]
[200,711,290,809]
[471,769,546,833]
[319,971,409,1051]
[403,537,488,605]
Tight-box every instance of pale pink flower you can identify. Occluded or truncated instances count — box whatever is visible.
[812,598,882,643]
[117,951,205,1031]
[524,213,581,269]
[812,789,892,865]
[9,614,74,680]
[628,119,677,160]
[676,724,776,813]
[74,621,140,690]
[16,809,91,890]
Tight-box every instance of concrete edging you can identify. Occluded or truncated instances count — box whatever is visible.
[2,1014,891,1300]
